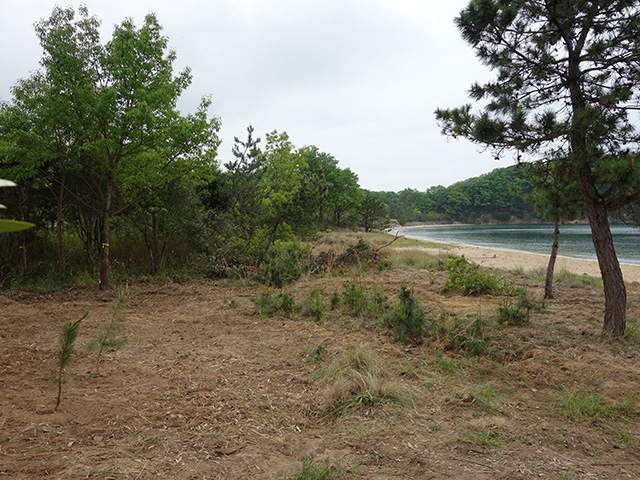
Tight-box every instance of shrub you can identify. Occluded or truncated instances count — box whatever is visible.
[254,239,311,287]
[443,255,512,296]
[383,285,426,343]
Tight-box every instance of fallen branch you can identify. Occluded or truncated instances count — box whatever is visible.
[374,233,405,252]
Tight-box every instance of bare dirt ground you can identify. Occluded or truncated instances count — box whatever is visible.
[2,246,640,479]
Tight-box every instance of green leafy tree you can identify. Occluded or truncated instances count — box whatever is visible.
[7,6,220,288]
[256,130,308,262]
[435,0,640,337]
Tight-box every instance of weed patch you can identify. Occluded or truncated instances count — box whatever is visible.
[299,289,326,321]
[252,289,296,317]
[429,314,491,356]
[287,456,349,480]
[560,389,637,421]
[341,275,388,319]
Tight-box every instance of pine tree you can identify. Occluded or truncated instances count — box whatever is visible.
[436,0,640,337]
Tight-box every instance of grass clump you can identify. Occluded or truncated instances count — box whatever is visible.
[444,255,513,296]
[287,456,349,480]
[430,314,491,356]
[459,383,509,415]
[341,275,388,319]
[461,426,504,448]
[299,289,326,322]
[252,289,296,317]
[560,389,637,421]
[496,291,544,326]
[383,285,426,344]
[316,345,415,416]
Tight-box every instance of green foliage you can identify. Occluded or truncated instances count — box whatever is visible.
[341,275,388,319]
[430,314,491,356]
[560,388,637,423]
[496,291,544,326]
[330,289,340,310]
[86,285,129,375]
[287,456,348,480]
[358,192,389,232]
[251,289,296,317]
[383,285,426,343]
[299,289,326,322]
[253,239,311,288]
[444,255,512,296]
[56,310,87,410]
[372,166,538,224]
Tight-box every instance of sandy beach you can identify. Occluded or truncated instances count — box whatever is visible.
[395,230,640,285]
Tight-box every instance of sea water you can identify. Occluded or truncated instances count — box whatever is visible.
[398,224,640,265]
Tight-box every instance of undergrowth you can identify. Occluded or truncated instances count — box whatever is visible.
[444,255,514,296]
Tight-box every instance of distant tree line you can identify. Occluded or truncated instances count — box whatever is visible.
[370,166,539,225]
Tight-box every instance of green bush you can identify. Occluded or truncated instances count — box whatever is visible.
[383,285,426,343]
[253,239,311,287]
[443,255,512,296]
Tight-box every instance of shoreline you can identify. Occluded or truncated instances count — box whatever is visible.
[391,229,640,285]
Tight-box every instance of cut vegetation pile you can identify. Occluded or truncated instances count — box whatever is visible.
[1,231,639,479]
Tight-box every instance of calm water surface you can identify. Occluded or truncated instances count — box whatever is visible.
[398,224,640,265]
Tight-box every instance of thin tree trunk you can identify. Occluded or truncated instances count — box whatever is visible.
[99,176,113,290]
[544,219,560,300]
[576,164,626,337]
[56,170,66,285]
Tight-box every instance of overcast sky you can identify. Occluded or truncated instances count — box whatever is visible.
[0,0,503,192]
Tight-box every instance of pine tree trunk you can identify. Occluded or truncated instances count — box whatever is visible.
[544,219,560,300]
[576,165,626,337]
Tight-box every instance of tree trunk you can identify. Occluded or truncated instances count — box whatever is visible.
[576,165,626,337]
[56,170,66,285]
[544,219,560,300]
[99,177,113,290]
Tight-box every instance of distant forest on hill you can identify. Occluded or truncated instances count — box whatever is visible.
[371,165,540,225]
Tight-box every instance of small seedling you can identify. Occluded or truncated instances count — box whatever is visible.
[87,285,129,375]
[56,310,87,410]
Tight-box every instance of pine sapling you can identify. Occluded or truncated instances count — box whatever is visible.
[55,310,87,410]
[87,285,129,375]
